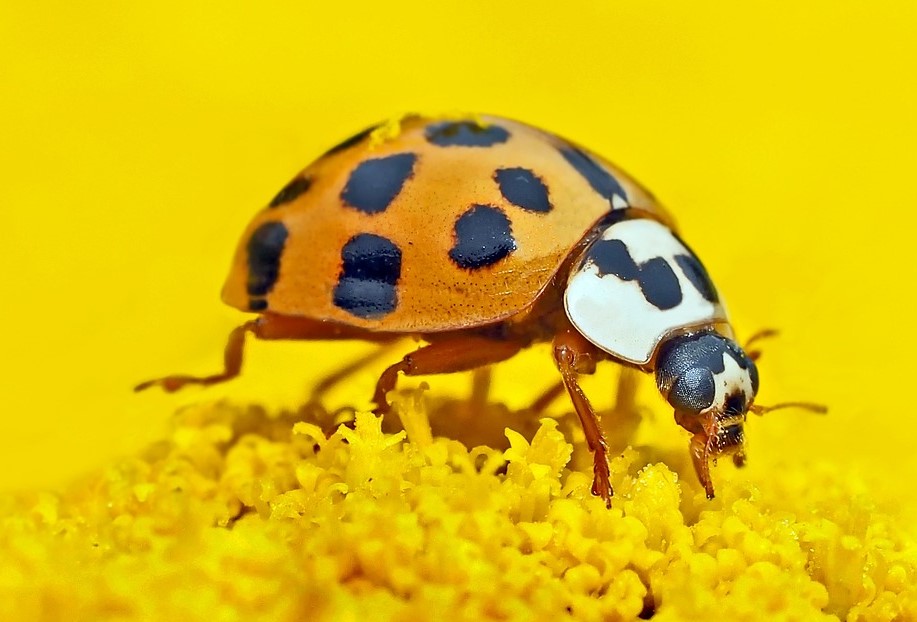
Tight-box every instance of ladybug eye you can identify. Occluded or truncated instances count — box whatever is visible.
[668,368,716,412]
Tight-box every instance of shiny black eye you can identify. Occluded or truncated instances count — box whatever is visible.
[724,393,747,415]
[668,368,715,412]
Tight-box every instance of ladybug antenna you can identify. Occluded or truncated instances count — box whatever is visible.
[749,401,828,416]
[743,328,779,361]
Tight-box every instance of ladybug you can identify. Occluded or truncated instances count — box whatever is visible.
[137,114,821,505]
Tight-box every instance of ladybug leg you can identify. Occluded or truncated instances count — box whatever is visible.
[309,341,403,401]
[136,314,394,393]
[529,381,565,414]
[552,325,613,507]
[135,320,259,392]
[469,367,493,410]
[372,337,526,413]
[689,432,716,499]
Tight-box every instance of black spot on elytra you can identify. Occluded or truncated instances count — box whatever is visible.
[425,121,510,147]
[675,254,719,303]
[322,124,378,157]
[586,239,682,309]
[494,167,552,213]
[248,299,268,312]
[449,205,516,270]
[246,221,289,309]
[268,176,312,208]
[559,146,628,206]
[340,153,417,215]
[333,233,402,318]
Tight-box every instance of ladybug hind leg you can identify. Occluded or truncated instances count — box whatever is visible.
[135,314,397,394]
[134,320,259,393]
[372,337,527,413]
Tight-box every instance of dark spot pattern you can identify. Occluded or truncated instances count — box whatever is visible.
[425,121,510,147]
[675,254,719,302]
[449,205,516,270]
[322,124,378,157]
[333,233,402,318]
[669,367,716,412]
[340,153,417,215]
[655,331,760,406]
[638,257,683,310]
[586,239,682,310]
[494,167,552,213]
[724,392,747,416]
[559,146,628,206]
[246,221,289,309]
[588,239,638,280]
[268,176,312,208]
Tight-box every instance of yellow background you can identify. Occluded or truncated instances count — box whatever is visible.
[1,1,915,499]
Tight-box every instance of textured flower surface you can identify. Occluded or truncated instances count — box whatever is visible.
[2,390,914,621]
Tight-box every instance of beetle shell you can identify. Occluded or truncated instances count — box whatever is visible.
[221,115,673,333]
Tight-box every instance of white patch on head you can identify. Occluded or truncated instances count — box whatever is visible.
[564,219,728,364]
[709,352,755,413]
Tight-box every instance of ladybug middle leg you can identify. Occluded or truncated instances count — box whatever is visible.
[372,337,527,412]
[469,367,493,410]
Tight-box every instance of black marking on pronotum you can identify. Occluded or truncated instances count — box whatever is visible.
[587,239,638,281]
[425,121,510,147]
[674,254,719,302]
[494,167,552,213]
[638,257,682,310]
[586,239,682,310]
[449,205,516,270]
[268,176,312,208]
[332,233,403,318]
[322,124,379,157]
[340,153,417,215]
[559,146,628,206]
[246,221,289,309]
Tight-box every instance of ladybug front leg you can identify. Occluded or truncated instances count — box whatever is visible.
[552,325,613,507]
[372,337,526,412]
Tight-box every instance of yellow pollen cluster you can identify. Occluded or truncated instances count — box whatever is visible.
[0,389,914,621]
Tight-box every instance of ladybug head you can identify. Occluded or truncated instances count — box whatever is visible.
[654,330,759,496]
